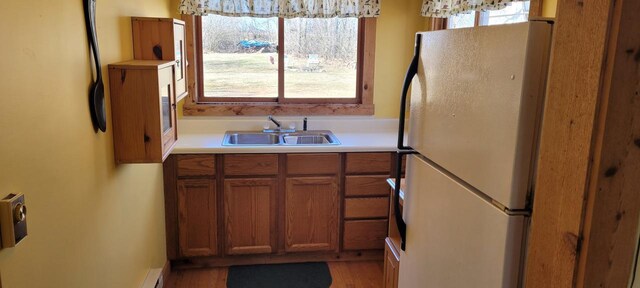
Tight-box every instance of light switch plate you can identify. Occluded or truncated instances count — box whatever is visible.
[0,193,27,248]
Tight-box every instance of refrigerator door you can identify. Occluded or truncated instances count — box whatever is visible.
[408,22,552,210]
[399,155,526,288]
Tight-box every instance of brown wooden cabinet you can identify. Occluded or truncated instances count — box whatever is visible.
[177,178,217,257]
[108,60,177,163]
[383,237,400,288]
[223,178,277,255]
[285,177,339,252]
[343,152,392,251]
[132,17,188,100]
[164,152,395,266]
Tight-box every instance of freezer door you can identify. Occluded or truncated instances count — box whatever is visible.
[398,155,526,288]
[408,22,552,210]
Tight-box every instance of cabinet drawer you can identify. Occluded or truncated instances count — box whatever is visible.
[343,220,387,250]
[224,154,278,176]
[345,175,390,197]
[346,153,391,174]
[177,155,215,177]
[287,154,339,175]
[345,197,389,219]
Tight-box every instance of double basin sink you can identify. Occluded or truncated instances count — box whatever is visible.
[222,130,341,146]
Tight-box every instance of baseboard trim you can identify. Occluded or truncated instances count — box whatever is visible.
[141,261,171,288]
[171,250,384,270]
[161,261,171,287]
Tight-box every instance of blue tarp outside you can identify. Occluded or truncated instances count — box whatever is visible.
[238,40,272,49]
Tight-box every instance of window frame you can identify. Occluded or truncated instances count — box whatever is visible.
[446,1,533,30]
[182,15,377,116]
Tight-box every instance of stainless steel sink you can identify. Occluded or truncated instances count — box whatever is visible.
[282,132,337,145]
[224,132,281,145]
[222,130,340,146]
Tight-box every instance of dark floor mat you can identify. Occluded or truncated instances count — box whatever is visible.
[227,262,332,288]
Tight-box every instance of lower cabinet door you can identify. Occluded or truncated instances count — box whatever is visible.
[285,177,339,252]
[177,178,217,257]
[383,238,400,288]
[224,178,277,255]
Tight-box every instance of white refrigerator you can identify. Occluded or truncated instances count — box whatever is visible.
[393,21,553,287]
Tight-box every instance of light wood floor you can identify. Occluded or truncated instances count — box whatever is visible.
[166,261,384,288]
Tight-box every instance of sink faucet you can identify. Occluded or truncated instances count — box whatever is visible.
[264,115,295,133]
[268,115,281,129]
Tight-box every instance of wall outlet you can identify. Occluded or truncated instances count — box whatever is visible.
[0,193,27,248]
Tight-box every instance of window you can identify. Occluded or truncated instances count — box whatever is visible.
[193,15,374,112]
[447,12,476,29]
[200,16,279,100]
[447,1,530,29]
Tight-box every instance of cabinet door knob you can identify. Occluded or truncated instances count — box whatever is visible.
[14,203,26,223]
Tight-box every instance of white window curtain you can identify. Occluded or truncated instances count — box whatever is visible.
[422,0,522,18]
[179,0,381,18]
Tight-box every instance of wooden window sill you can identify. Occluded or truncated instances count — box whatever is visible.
[183,102,374,116]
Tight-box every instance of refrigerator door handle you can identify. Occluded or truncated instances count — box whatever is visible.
[395,34,421,251]
[398,33,422,150]
[394,150,416,251]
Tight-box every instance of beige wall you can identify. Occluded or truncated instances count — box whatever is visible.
[0,1,170,287]
[542,0,558,18]
[373,0,428,118]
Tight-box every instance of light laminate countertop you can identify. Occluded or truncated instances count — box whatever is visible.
[173,116,402,154]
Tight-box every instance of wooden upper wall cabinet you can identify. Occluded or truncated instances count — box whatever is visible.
[108,60,178,163]
[132,17,187,100]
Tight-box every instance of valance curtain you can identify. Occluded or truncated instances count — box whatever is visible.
[179,0,381,18]
[422,0,520,18]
